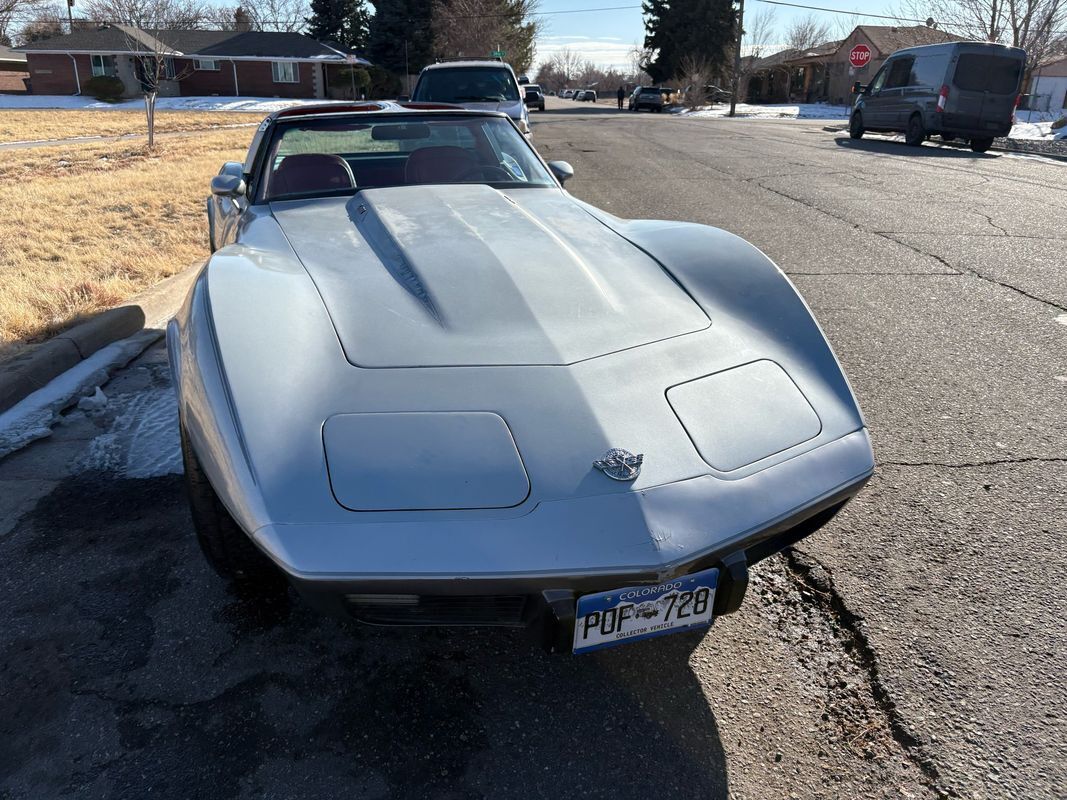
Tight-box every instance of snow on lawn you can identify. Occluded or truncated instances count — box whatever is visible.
[674,101,1067,141]
[0,94,352,113]
[671,102,851,120]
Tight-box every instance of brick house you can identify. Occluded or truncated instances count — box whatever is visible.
[822,26,967,104]
[16,23,369,99]
[1028,54,1067,113]
[0,44,29,93]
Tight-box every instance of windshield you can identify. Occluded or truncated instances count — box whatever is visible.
[412,67,521,103]
[263,114,555,201]
[952,53,1023,94]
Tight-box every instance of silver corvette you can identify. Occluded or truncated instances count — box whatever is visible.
[169,102,874,654]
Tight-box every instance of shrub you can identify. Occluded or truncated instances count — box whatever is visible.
[1052,116,1066,131]
[84,75,125,102]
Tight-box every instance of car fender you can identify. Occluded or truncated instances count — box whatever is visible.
[577,203,867,437]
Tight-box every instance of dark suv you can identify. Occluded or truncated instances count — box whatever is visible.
[850,42,1026,153]
[629,86,664,112]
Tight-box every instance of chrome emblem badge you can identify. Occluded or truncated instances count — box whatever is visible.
[594,448,643,481]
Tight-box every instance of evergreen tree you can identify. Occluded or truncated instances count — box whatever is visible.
[306,0,371,49]
[368,0,435,75]
[642,0,735,82]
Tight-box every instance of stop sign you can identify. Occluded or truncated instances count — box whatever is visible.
[849,44,872,69]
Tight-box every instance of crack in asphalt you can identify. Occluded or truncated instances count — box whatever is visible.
[976,212,1011,237]
[787,271,957,276]
[753,180,1067,312]
[880,457,1067,468]
[781,549,956,798]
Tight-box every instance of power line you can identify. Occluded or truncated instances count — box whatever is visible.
[754,0,927,24]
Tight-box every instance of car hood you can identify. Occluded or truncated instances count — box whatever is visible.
[270,186,709,368]
[457,99,524,119]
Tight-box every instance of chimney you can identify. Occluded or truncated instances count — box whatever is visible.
[234,6,252,32]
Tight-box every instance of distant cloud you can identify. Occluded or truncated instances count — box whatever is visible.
[535,37,640,70]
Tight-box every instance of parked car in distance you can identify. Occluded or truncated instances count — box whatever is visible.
[629,86,664,112]
[524,84,546,111]
[703,84,731,104]
[849,42,1026,152]
[407,59,531,135]
[576,89,597,102]
[560,89,573,99]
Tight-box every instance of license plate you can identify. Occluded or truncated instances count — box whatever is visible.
[573,567,718,654]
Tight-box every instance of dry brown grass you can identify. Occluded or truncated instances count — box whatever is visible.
[0,110,261,144]
[0,128,252,361]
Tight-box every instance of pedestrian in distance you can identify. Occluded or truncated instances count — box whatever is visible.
[617,85,625,110]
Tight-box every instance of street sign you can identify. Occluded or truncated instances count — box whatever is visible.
[491,50,505,57]
[849,44,872,69]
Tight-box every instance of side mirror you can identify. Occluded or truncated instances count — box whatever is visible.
[211,173,245,197]
[397,94,410,103]
[852,82,867,94]
[547,160,574,186]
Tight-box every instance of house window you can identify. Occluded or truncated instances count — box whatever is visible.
[194,59,220,71]
[91,54,117,78]
[272,61,298,83]
[163,57,177,80]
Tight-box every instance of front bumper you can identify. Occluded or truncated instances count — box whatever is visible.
[253,429,874,641]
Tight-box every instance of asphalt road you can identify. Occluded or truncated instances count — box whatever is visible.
[1,98,1064,799]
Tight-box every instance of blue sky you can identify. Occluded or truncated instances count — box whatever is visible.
[532,0,899,70]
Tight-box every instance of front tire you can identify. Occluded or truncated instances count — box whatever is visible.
[905,114,925,147]
[849,111,864,139]
[970,136,994,153]
[180,424,287,595]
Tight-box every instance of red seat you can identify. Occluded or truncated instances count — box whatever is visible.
[404,146,479,184]
[271,153,355,196]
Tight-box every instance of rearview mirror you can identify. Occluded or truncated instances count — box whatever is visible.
[211,173,245,197]
[547,160,574,186]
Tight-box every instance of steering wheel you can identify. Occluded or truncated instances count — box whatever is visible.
[457,165,514,182]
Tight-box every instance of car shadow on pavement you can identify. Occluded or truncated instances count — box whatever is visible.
[536,104,629,116]
[834,136,999,158]
[0,472,730,799]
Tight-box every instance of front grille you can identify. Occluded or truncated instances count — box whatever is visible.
[344,594,529,627]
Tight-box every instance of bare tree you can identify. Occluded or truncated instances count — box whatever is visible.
[2,0,51,44]
[204,0,308,32]
[784,13,832,50]
[243,0,307,31]
[433,0,540,74]
[898,0,1067,69]
[831,11,862,39]
[727,7,778,98]
[83,0,210,27]
[678,53,714,108]
[118,25,195,148]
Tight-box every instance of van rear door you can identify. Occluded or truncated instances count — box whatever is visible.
[947,50,1024,132]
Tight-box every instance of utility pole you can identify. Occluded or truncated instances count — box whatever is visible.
[67,0,75,33]
[729,0,745,117]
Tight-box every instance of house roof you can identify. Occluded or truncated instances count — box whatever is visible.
[854,25,967,56]
[0,44,28,64]
[16,25,347,61]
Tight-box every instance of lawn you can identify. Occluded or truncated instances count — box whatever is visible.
[0,126,252,361]
[0,109,259,144]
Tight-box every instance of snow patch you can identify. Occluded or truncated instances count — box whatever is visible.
[79,387,181,478]
[0,330,160,459]
[671,102,851,121]
[0,94,356,113]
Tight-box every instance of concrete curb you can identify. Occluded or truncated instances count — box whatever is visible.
[0,261,203,413]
